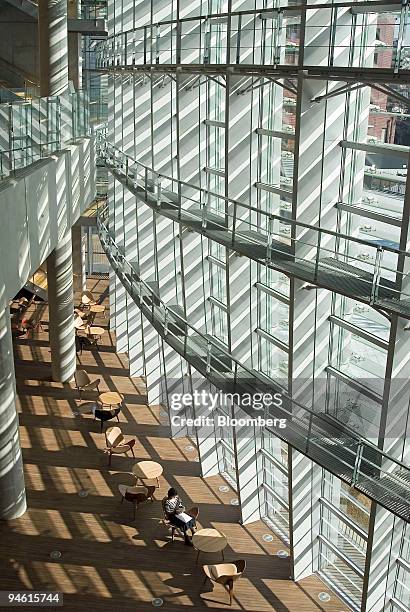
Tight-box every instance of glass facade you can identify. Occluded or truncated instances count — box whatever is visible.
[95,1,410,610]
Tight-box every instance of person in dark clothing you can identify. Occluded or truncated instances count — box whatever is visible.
[162,487,196,545]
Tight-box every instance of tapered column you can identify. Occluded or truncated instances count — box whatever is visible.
[0,300,26,519]
[38,0,69,97]
[47,231,76,383]
[72,224,86,295]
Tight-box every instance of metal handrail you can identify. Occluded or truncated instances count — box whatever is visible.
[97,139,410,321]
[97,203,410,521]
[98,140,410,258]
[95,6,410,81]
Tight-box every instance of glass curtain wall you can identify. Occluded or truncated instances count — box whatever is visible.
[101,2,410,610]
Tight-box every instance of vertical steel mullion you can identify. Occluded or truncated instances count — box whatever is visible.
[224,69,232,351]
[236,14,242,64]
[275,11,283,65]
[328,6,337,67]
[394,3,408,73]
[176,9,182,64]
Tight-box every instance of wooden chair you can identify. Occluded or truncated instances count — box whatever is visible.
[74,315,86,331]
[105,426,136,466]
[81,290,96,309]
[94,406,121,433]
[74,307,87,319]
[162,499,199,541]
[202,560,246,606]
[118,484,155,520]
[22,304,45,338]
[74,369,101,399]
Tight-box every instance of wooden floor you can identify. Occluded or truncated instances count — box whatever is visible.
[0,278,346,611]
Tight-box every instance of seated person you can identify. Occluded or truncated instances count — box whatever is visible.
[162,487,196,546]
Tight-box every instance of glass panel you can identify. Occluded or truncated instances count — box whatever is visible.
[258,335,288,380]
[258,287,289,345]
[333,296,390,342]
[259,266,290,298]
[326,372,383,439]
[210,260,227,304]
[331,325,387,380]
[211,302,228,345]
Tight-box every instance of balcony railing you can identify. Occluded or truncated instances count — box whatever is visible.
[0,91,91,179]
[95,5,410,76]
[98,139,410,321]
[96,202,410,522]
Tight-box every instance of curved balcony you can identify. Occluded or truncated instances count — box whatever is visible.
[99,141,410,321]
[97,204,410,522]
[95,7,410,83]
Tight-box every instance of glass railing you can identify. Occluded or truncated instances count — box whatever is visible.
[97,139,410,320]
[80,0,107,20]
[17,0,107,20]
[0,91,91,179]
[96,202,410,521]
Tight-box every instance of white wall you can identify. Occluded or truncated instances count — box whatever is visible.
[0,138,95,301]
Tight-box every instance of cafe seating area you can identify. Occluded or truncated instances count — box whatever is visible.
[1,277,345,611]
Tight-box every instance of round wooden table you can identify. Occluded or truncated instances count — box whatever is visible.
[88,325,105,336]
[89,304,106,314]
[192,528,228,564]
[87,326,106,347]
[98,391,124,410]
[132,460,163,488]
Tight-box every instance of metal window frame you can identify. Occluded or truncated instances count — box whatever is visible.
[318,534,365,579]
[336,202,403,229]
[255,281,290,305]
[329,314,389,351]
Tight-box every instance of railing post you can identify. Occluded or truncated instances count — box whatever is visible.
[266,215,273,263]
[201,195,208,230]
[206,340,212,374]
[352,440,364,486]
[231,201,237,248]
[370,245,383,305]
[156,174,162,209]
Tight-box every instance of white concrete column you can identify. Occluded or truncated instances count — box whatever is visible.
[193,378,221,479]
[38,0,69,97]
[0,298,26,519]
[363,508,404,611]
[289,451,321,580]
[47,230,76,383]
[233,402,262,525]
[144,324,163,405]
[68,0,81,89]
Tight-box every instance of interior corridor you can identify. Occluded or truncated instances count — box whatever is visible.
[1,278,345,611]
